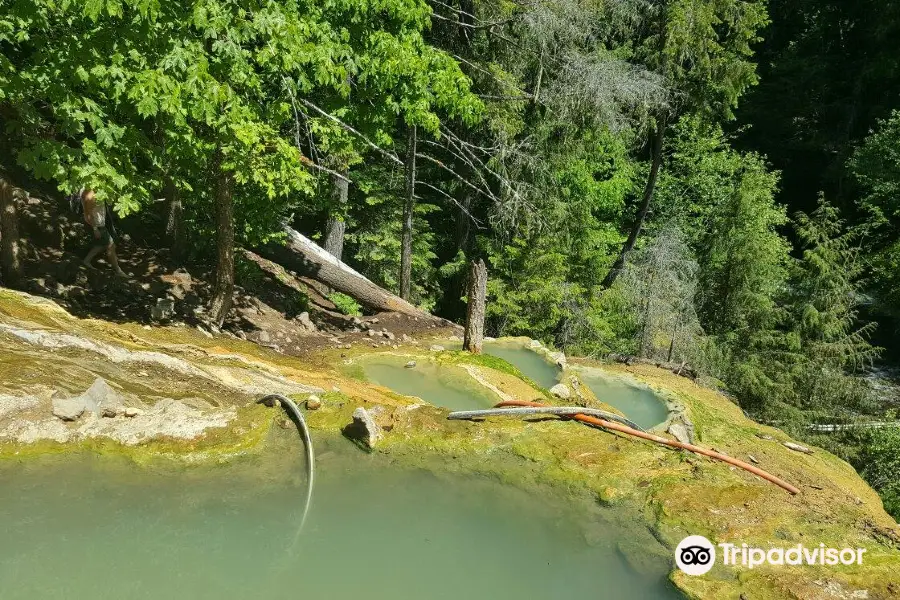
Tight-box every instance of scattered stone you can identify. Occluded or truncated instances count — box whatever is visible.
[784,442,813,455]
[405,360,417,369]
[297,311,316,332]
[195,325,213,338]
[306,395,322,410]
[52,397,85,421]
[347,407,382,449]
[332,386,341,393]
[258,330,271,343]
[123,407,143,418]
[755,432,774,441]
[748,455,760,464]
[138,370,149,377]
[369,317,380,324]
[429,344,445,352]
[235,330,247,340]
[77,378,125,417]
[550,351,566,368]
[381,330,395,340]
[529,339,541,348]
[549,383,571,400]
[401,334,411,342]
[666,415,696,444]
[351,316,363,326]
[343,344,352,349]
[150,298,175,321]
[367,330,376,337]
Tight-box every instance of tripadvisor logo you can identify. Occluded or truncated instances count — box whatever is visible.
[675,535,716,575]
[675,535,868,576]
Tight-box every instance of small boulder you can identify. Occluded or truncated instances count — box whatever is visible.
[306,395,322,410]
[529,339,542,349]
[150,298,175,321]
[123,407,143,418]
[429,344,445,352]
[258,330,271,343]
[297,312,316,332]
[52,397,85,421]
[381,330,395,340]
[666,415,695,444]
[549,351,566,368]
[404,360,417,369]
[347,407,383,449]
[81,378,125,417]
[549,384,571,400]
[367,330,376,338]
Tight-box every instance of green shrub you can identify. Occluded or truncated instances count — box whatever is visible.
[329,292,362,317]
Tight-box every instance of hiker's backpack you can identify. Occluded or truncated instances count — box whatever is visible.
[67,188,85,216]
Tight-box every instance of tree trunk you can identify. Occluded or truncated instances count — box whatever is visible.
[164,179,184,262]
[601,120,667,288]
[259,225,444,323]
[323,168,349,260]
[400,125,416,300]
[209,157,235,327]
[0,174,23,289]
[464,259,488,354]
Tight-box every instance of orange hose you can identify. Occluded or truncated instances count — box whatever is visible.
[495,399,800,495]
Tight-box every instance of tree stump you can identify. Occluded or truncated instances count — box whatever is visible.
[0,174,23,289]
[464,259,487,354]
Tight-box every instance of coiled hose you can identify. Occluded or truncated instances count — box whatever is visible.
[258,394,315,529]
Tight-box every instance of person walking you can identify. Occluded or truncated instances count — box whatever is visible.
[80,188,126,277]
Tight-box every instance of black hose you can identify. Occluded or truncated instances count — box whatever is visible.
[258,394,315,530]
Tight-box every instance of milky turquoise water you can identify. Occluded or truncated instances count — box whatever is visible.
[0,440,680,600]
[360,356,500,410]
[482,343,561,389]
[582,374,670,430]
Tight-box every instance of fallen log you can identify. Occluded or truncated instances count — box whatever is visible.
[258,225,446,323]
[449,399,801,495]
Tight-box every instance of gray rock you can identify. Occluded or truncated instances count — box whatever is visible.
[549,351,566,368]
[529,339,542,349]
[52,397,85,421]
[784,441,813,455]
[79,378,125,417]
[367,330,376,337]
[297,311,316,332]
[123,407,143,418]
[151,298,175,321]
[404,360,417,368]
[306,395,322,410]
[381,330,395,340]
[666,414,695,443]
[549,383,571,400]
[429,344,445,352]
[348,407,382,449]
[257,330,271,343]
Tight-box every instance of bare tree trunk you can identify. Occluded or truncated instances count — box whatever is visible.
[259,225,444,322]
[164,179,184,262]
[602,120,666,288]
[0,174,23,288]
[209,155,235,327]
[464,259,487,354]
[323,168,349,260]
[400,125,416,300]
[667,321,678,363]
[455,192,473,252]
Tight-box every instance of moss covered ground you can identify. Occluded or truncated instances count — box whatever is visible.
[1,290,898,599]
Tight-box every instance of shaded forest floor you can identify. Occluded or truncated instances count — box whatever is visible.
[9,190,458,357]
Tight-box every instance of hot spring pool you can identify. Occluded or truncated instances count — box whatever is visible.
[0,438,681,600]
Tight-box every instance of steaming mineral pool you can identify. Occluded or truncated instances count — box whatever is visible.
[581,373,670,430]
[0,439,681,600]
[359,355,500,410]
